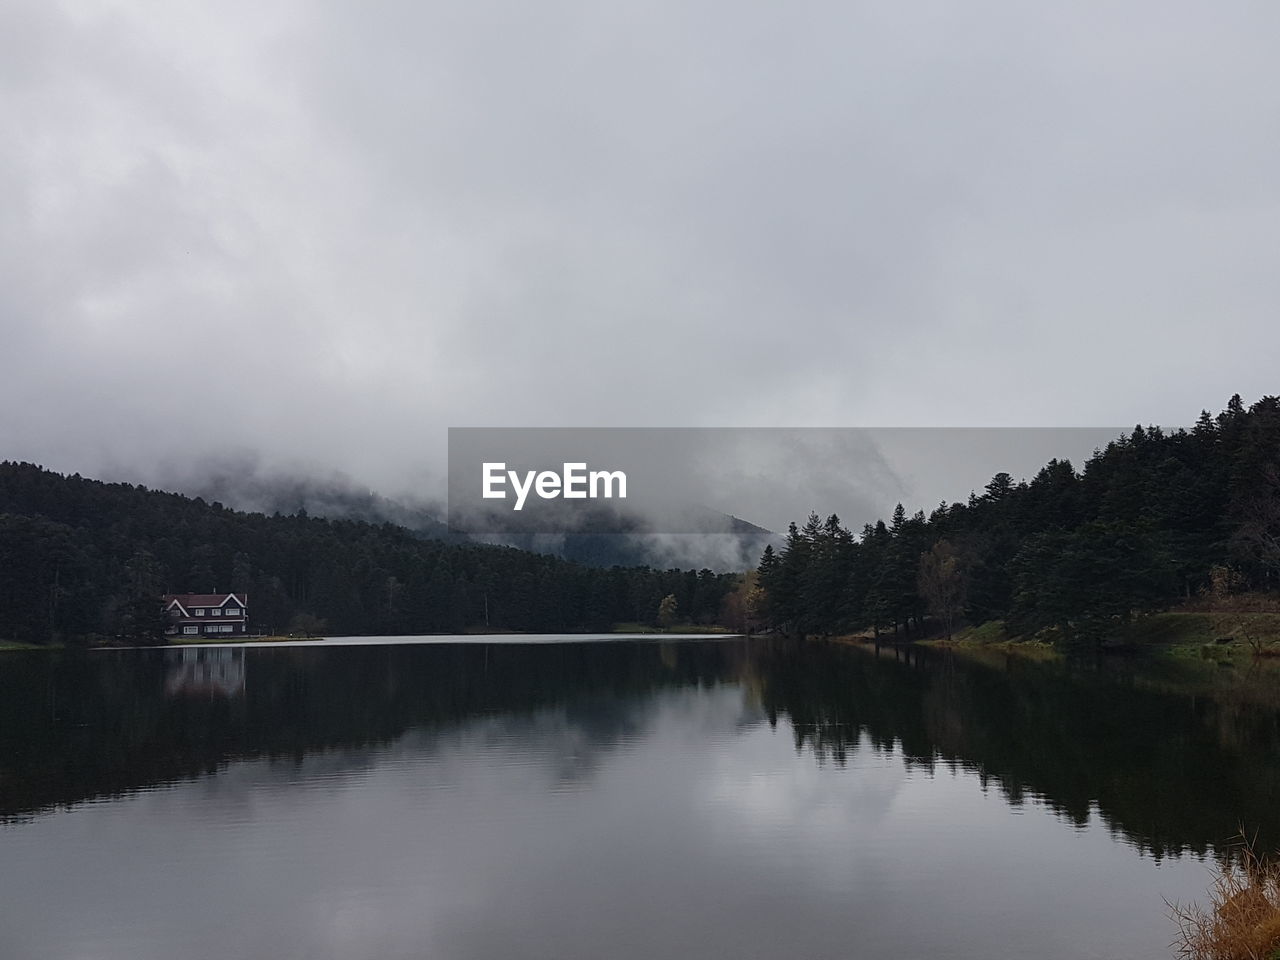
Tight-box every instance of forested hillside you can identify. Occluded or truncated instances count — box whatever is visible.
[0,464,739,645]
[757,395,1280,645]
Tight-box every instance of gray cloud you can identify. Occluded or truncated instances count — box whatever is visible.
[2,0,1278,506]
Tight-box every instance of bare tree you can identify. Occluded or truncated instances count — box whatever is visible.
[657,594,679,629]
[917,539,968,640]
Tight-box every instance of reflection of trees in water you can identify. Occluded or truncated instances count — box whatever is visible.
[0,641,749,820]
[751,639,1280,860]
[5,638,1279,860]
[1194,661,1280,755]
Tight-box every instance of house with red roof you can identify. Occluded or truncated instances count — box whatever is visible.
[163,593,249,638]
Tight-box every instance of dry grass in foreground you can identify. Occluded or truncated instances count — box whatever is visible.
[1169,840,1280,960]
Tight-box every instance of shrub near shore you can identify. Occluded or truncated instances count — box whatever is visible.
[1170,841,1280,960]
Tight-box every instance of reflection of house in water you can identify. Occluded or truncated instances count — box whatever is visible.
[165,647,246,699]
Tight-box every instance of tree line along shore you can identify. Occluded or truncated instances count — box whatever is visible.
[752,395,1280,652]
[0,463,744,646]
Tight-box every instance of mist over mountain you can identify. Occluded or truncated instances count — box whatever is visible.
[151,455,454,539]
[152,456,775,572]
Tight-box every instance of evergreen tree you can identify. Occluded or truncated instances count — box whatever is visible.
[755,395,1280,649]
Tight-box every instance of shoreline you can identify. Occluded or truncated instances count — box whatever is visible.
[0,630,743,652]
[812,608,1280,665]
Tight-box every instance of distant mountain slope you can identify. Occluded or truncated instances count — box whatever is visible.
[157,464,455,540]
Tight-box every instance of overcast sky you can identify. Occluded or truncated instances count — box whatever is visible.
[2,0,1278,503]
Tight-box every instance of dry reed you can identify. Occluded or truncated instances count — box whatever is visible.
[1169,838,1280,960]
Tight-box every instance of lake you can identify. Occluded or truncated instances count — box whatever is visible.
[2,636,1277,960]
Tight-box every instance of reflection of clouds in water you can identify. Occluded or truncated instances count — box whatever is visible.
[0,681,1212,960]
[700,741,906,838]
[399,693,663,787]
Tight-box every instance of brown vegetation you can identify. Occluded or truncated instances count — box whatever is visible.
[1169,840,1280,960]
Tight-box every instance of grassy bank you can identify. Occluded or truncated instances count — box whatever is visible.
[911,622,1059,660]
[836,620,1060,660]
[911,610,1280,662]
[1129,611,1280,659]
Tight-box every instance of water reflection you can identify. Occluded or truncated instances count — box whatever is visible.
[165,646,246,699]
[752,640,1280,858]
[1,638,1277,859]
[4,638,1280,960]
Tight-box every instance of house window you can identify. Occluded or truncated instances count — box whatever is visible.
[225,608,239,616]
[220,624,234,633]
[211,608,221,616]
[193,609,205,616]
[183,626,198,635]
[205,625,219,633]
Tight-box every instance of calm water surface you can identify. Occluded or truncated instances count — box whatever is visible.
[2,637,1278,960]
